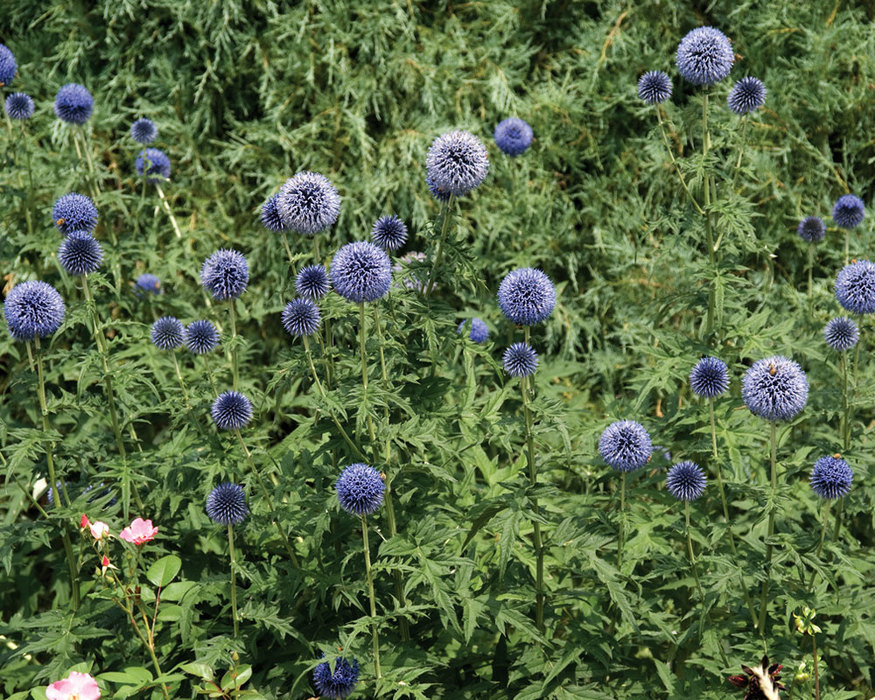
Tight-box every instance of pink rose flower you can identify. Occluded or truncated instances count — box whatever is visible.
[80,514,91,529]
[46,671,101,700]
[89,521,109,540]
[119,517,158,545]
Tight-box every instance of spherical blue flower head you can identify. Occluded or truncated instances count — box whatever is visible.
[426,171,452,202]
[797,216,825,243]
[330,241,392,302]
[426,129,490,197]
[58,230,103,276]
[130,118,157,144]
[832,194,865,229]
[336,463,385,516]
[810,455,853,500]
[296,265,330,300]
[676,27,734,86]
[184,319,220,354]
[201,249,249,301]
[211,391,253,431]
[598,420,652,472]
[54,83,93,125]
[4,281,65,342]
[742,356,808,422]
[497,267,556,326]
[136,273,161,295]
[53,192,98,235]
[835,259,875,314]
[494,117,533,156]
[135,148,171,184]
[637,71,673,105]
[260,193,286,233]
[666,461,707,501]
[5,92,34,120]
[371,214,408,251]
[150,316,184,351]
[503,342,538,377]
[282,298,321,337]
[727,77,766,115]
[0,44,17,86]
[277,171,341,235]
[313,657,360,699]
[205,483,249,525]
[824,317,858,352]
[689,356,729,398]
[457,317,489,343]
[393,251,427,292]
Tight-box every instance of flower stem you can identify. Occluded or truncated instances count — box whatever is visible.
[808,501,832,591]
[702,92,716,337]
[171,352,191,409]
[521,327,544,633]
[841,351,850,451]
[74,127,100,201]
[229,300,239,391]
[618,471,626,573]
[731,117,750,187]
[807,245,814,299]
[281,232,297,279]
[425,194,455,297]
[359,302,376,443]
[655,109,704,215]
[227,523,240,637]
[361,514,382,679]
[757,421,778,632]
[813,633,820,700]
[154,183,182,239]
[684,501,705,608]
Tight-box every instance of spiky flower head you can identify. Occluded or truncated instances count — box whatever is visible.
[201,249,249,301]
[371,214,408,251]
[4,281,65,341]
[330,241,392,302]
[394,251,427,292]
[497,267,556,326]
[130,118,157,144]
[205,483,249,525]
[742,356,808,422]
[426,129,489,197]
[809,455,853,500]
[282,298,321,337]
[676,26,734,86]
[53,192,97,235]
[313,657,360,699]
[211,391,253,431]
[54,83,93,125]
[503,342,538,377]
[135,273,161,295]
[832,194,865,229]
[150,316,184,351]
[494,117,533,156]
[598,420,652,472]
[637,71,673,105]
[5,92,34,120]
[426,172,452,202]
[835,259,875,314]
[58,231,103,276]
[260,193,286,233]
[727,77,766,115]
[824,317,858,351]
[458,317,489,343]
[296,265,330,300]
[277,171,341,235]
[689,356,730,398]
[135,148,171,184]
[666,461,707,501]
[0,44,16,86]
[184,320,220,354]
[797,216,825,243]
[336,463,385,516]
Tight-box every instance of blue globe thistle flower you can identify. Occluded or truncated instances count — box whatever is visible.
[371,214,408,251]
[277,171,341,235]
[598,420,652,472]
[45,480,64,507]
[689,356,730,398]
[5,92,34,120]
[211,391,253,431]
[810,455,853,500]
[426,171,452,203]
[637,71,673,105]
[797,216,825,243]
[742,356,808,422]
[832,194,865,229]
[150,316,184,351]
[260,193,286,233]
[205,483,249,525]
[330,241,392,302]
[282,298,321,337]
[201,249,249,301]
[666,461,707,501]
[497,268,556,326]
[835,259,875,314]
[824,317,858,351]
[503,342,538,377]
[457,317,489,343]
[136,148,171,184]
[296,265,330,300]
[130,118,157,144]
[54,83,93,125]
[58,230,103,276]
[53,192,98,236]
[494,117,533,156]
[336,463,385,516]
[4,281,65,342]
[313,657,360,700]
[135,273,161,295]
[426,130,489,197]
[727,77,766,115]
[184,320,220,354]
[393,251,427,292]
[676,26,734,86]
[0,44,17,86]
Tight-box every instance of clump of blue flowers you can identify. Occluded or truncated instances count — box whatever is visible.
[277,171,341,235]
[150,317,184,351]
[0,44,16,86]
[797,216,825,243]
[211,391,253,431]
[689,357,730,398]
[637,71,672,105]
[281,299,321,337]
[457,318,489,343]
[296,265,330,300]
[371,214,408,251]
[598,420,652,472]
[58,231,103,276]
[135,273,161,295]
[54,83,93,125]
[497,268,556,326]
[184,320,220,355]
[312,657,360,699]
[336,463,385,516]
[4,281,66,341]
[53,193,98,235]
[201,249,249,300]
[666,461,707,501]
[676,27,734,86]
[727,77,766,115]
[742,356,808,421]
[835,259,875,314]
[330,242,392,302]
[130,118,157,144]
[394,251,427,292]
[136,148,171,184]
[206,483,249,525]
[824,317,858,351]
[832,194,865,229]
[494,118,533,156]
[503,342,538,377]
[5,92,34,120]
[809,455,853,500]
[426,130,489,197]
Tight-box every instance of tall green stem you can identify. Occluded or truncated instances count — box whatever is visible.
[808,501,832,591]
[359,303,376,443]
[684,501,705,608]
[521,327,544,633]
[171,352,191,409]
[841,352,850,451]
[732,117,750,187]
[655,109,704,215]
[425,194,455,297]
[361,514,382,679]
[281,233,297,279]
[813,634,820,700]
[757,421,778,632]
[618,472,626,572]
[155,184,182,239]
[702,92,716,337]
[229,301,239,391]
[227,523,240,637]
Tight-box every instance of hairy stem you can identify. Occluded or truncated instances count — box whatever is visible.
[757,421,778,632]
[227,523,240,637]
[425,194,455,297]
[361,514,382,679]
